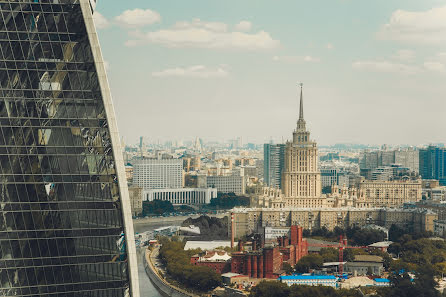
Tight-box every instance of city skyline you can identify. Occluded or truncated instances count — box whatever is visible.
[95,0,445,145]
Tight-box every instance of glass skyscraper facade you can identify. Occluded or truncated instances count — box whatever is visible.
[264,143,285,189]
[0,1,138,296]
[420,146,446,186]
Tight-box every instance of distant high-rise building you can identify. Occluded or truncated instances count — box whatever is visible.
[134,159,183,189]
[0,1,138,296]
[360,148,419,177]
[194,137,202,152]
[420,146,446,185]
[140,136,144,149]
[321,168,350,188]
[264,143,285,188]
[282,85,322,201]
[205,175,246,195]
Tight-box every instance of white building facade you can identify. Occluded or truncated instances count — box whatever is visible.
[206,175,246,195]
[133,159,183,189]
[143,188,217,205]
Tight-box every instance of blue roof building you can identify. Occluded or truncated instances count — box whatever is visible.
[278,275,338,288]
[373,278,390,287]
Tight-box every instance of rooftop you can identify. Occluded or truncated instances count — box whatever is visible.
[278,275,338,280]
[323,262,347,266]
[368,241,393,248]
[354,255,383,263]
[221,272,243,278]
[374,278,390,283]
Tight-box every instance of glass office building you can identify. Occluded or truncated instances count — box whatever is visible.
[0,1,139,296]
[264,143,285,189]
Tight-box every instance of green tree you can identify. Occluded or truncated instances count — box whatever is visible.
[209,193,250,209]
[289,285,338,297]
[370,249,393,270]
[379,265,440,297]
[283,262,294,275]
[249,281,290,297]
[320,248,338,262]
[142,199,174,215]
[158,237,222,292]
[295,254,323,273]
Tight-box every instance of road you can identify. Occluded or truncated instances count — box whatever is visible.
[137,247,162,297]
[134,213,228,296]
[136,220,177,297]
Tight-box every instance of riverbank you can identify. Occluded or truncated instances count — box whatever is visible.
[144,247,198,297]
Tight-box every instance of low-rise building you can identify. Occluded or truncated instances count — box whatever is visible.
[190,251,231,274]
[374,278,391,287]
[344,255,384,276]
[143,188,217,205]
[368,241,393,253]
[278,275,338,288]
[221,273,249,285]
[434,220,446,237]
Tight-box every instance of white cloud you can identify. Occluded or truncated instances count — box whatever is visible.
[424,61,446,73]
[125,18,280,50]
[377,5,446,44]
[393,49,415,61]
[326,43,334,50]
[115,9,161,27]
[93,12,110,29]
[273,55,321,63]
[235,21,252,32]
[173,19,228,32]
[152,65,229,78]
[352,60,419,74]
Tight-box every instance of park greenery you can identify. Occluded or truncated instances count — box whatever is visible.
[250,273,443,297]
[157,237,222,292]
[376,265,441,297]
[142,199,174,216]
[290,224,445,296]
[208,192,250,209]
[250,281,361,297]
[387,225,446,278]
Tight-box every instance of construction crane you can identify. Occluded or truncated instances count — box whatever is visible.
[307,235,368,276]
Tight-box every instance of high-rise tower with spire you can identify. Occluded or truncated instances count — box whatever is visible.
[282,84,322,205]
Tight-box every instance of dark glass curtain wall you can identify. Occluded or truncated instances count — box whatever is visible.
[0,1,130,296]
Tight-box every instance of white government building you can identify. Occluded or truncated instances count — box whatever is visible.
[143,188,217,205]
[133,158,183,190]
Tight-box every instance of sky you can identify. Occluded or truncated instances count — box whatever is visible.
[94,0,446,146]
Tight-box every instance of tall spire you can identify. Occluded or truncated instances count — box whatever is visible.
[299,83,304,120]
[295,82,307,134]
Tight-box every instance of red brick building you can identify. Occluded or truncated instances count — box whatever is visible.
[230,225,308,279]
[190,250,231,274]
